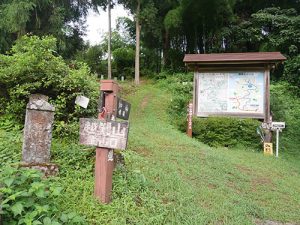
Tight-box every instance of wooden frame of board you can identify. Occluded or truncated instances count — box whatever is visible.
[184,52,286,123]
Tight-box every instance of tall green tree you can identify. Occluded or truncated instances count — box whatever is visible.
[118,0,158,84]
[0,0,107,57]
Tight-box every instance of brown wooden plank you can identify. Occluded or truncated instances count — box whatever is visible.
[79,118,129,150]
[184,52,286,63]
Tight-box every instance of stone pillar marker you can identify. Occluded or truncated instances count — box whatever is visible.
[22,94,55,164]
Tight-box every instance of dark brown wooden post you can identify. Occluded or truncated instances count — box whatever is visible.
[187,102,193,137]
[95,80,119,203]
[264,66,272,143]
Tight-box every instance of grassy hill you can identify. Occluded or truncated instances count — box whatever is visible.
[1,81,300,224]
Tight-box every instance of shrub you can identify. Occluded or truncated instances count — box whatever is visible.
[0,166,85,224]
[158,72,193,123]
[186,117,261,148]
[270,82,300,156]
[113,47,135,78]
[0,35,99,124]
[283,55,300,90]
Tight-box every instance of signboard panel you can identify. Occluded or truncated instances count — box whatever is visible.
[79,118,129,150]
[264,143,273,155]
[75,96,90,109]
[117,98,131,120]
[195,71,265,118]
[271,122,285,130]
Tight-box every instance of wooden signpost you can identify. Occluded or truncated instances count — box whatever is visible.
[79,80,130,204]
[183,52,286,148]
[187,102,193,137]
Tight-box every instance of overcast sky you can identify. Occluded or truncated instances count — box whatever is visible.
[83,4,130,45]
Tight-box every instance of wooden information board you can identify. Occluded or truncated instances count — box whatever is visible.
[194,71,266,118]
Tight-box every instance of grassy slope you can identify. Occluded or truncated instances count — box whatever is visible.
[123,81,300,224]
[1,81,300,224]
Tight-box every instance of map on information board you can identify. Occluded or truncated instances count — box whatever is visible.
[195,72,265,118]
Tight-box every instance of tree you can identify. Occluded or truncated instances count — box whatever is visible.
[118,0,158,84]
[75,44,105,75]
[0,35,99,122]
[252,7,300,56]
[0,0,107,57]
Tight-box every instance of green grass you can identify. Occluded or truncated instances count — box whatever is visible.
[123,82,300,224]
[1,81,300,224]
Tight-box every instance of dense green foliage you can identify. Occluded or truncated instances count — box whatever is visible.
[0,118,86,224]
[190,117,261,148]
[270,82,300,156]
[283,55,300,88]
[0,167,85,224]
[0,0,107,57]
[1,1,299,84]
[0,35,99,125]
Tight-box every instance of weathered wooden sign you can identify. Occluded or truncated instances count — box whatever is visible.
[117,98,131,120]
[79,118,129,150]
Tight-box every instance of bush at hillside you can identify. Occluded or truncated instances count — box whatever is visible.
[283,55,300,90]
[0,35,99,125]
[179,117,261,148]
[157,72,193,124]
[270,82,300,156]
[0,167,86,224]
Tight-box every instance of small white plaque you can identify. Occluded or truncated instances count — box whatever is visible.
[75,96,90,109]
[271,122,285,130]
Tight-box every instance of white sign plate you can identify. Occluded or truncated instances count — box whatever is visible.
[271,122,285,129]
[79,118,129,150]
[75,96,90,109]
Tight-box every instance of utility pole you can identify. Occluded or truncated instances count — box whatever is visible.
[107,0,112,79]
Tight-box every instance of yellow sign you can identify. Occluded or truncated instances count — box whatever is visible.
[264,143,273,155]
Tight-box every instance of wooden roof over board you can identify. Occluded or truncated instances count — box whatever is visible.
[183,52,286,67]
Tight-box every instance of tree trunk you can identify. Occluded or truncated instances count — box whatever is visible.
[162,29,170,68]
[108,0,112,79]
[135,0,141,85]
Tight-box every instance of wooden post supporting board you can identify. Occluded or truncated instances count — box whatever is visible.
[95,80,118,203]
[264,66,272,143]
[79,79,130,204]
